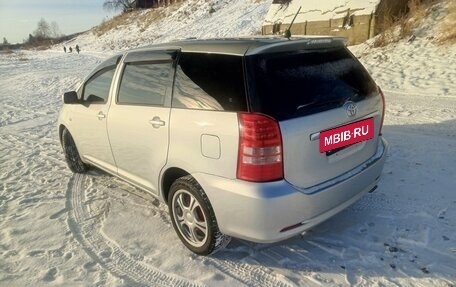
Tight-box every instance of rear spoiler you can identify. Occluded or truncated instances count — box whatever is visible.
[245,37,347,56]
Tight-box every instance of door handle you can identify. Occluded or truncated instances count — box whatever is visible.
[149,116,165,128]
[97,112,106,119]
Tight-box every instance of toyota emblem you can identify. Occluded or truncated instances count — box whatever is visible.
[344,101,358,117]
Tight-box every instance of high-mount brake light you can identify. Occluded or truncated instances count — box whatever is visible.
[237,113,283,182]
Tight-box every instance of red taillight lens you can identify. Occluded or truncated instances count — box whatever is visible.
[378,86,386,134]
[237,113,283,182]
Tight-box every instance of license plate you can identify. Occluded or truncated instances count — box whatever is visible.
[320,118,374,153]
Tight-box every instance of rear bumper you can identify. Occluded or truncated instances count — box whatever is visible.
[193,137,389,243]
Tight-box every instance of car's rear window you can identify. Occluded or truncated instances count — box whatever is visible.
[246,47,378,121]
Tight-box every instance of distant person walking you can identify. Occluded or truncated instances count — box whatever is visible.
[75,45,80,54]
[63,46,67,53]
[69,47,73,53]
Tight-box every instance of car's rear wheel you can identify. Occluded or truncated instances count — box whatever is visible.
[62,128,89,173]
[168,175,230,255]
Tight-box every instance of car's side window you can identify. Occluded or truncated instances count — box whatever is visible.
[172,53,247,111]
[83,67,116,104]
[117,62,172,106]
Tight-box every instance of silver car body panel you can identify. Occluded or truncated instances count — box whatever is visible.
[194,138,388,243]
[108,104,171,193]
[163,109,239,184]
[280,95,383,189]
[74,101,116,172]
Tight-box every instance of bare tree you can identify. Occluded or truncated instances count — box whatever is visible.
[50,21,62,38]
[2,37,8,45]
[103,0,183,12]
[33,18,51,39]
[103,0,135,12]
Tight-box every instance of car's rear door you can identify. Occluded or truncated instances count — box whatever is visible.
[107,50,176,194]
[246,41,384,190]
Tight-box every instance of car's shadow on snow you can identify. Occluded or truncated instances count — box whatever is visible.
[211,120,456,285]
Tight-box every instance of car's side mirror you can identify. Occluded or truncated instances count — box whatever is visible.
[63,91,79,104]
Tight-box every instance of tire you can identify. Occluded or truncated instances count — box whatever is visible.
[168,175,231,255]
[62,128,89,173]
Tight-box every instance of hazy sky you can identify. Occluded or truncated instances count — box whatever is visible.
[0,0,118,44]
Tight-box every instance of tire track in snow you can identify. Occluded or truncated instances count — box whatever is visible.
[203,257,295,287]
[66,173,204,287]
[66,172,295,287]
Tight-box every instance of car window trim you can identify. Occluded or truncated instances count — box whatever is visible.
[123,50,177,64]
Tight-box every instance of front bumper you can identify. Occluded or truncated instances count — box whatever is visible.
[193,137,389,243]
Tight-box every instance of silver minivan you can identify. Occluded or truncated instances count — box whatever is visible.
[58,37,388,255]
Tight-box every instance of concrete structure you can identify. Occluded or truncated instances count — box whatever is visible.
[262,0,409,45]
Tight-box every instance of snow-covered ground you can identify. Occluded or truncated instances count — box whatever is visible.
[1,0,456,286]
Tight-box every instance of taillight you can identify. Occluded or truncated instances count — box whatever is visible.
[378,86,386,135]
[237,113,283,182]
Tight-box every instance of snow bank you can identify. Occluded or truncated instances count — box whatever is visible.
[59,0,271,53]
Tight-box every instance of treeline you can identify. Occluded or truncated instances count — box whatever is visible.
[1,18,73,50]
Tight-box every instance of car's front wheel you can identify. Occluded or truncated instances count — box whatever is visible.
[168,175,231,255]
[62,128,89,173]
